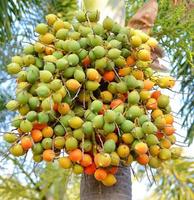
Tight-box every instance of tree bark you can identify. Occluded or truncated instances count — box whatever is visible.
[80,166,132,200]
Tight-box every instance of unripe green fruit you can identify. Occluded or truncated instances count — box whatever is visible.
[104,110,116,123]
[108,40,121,49]
[78,49,88,60]
[53,51,63,59]
[104,139,116,153]
[112,23,121,34]
[42,138,52,149]
[126,105,144,121]
[82,121,94,137]
[74,69,85,83]
[35,23,48,35]
[88,10,100,22]
[23,44,34,55]
[86,81,100,91]
[149,157,161,168]
[34,42,45,53]
[131,127,144,139]
[120,120,135,132]
[92,115,104,129]
[142,121,157,134]
[159,149,171,160]
[79,38,88,48]
[79,26,92,37]
[27,68,39,84]
[33,154,43,163]
[50,79,62,91]
[56,58,68,70]
[16,91,29,105]
[35,57,43,69]
[103,17,114,30]
[88,34,103,47]
[103,123,115,135]
[3,133,17,143]
[130,35,142,47]
[7,63,21,74]
[40,70,53,83]
[139,115,149,125]
[44,62,56,73]
[32,143,43,155]
[114,56,127,67]
[11,116,22,128]
[6,100,19,111]
[157,95,169,108]
[26,111,37,122]
[73,128,84,141]
[68,40,81,52]
[23,55,35,66]
[28,97,40,110]
[95,58,107,69]
[128,90,140,105]
[108,82,117,94]
[36,85,50,97]
[10,144,24,157]
[115,113,125,125]
[67,54,79,66]
[54,125,65,136]
[20,120,32,133]
[108,48,121,59]
[92,46,106,59]
[65,137,78,151]
[12,56,23,66]
[93,23,104,35]
[54,136,65,149]
[41,97,53,111]
[91,100,103,113]
[76,10,86,22]
[146,134,159,146]
[60,115,72,127]
[80,139,92,152]
[116,81,128,93]
[124,75,138,90]
[38,112,49,124]
[56,28,68,40]
[17,71,27,82]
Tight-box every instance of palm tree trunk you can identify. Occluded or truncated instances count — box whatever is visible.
[80,166,132,200]
[80,1,132,199]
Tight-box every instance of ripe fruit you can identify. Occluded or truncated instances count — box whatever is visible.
[59,157,72,169]
[10,144,24,157]
[134,142,148,154]
[31,129,43,142]
[42,126,53,138]
[117,144,130,158]
[80,154,92,167]
[68,116,83,129]
[122,133,134,144]
[58,103,70,115]
[66,79,81,92]
[21,136,33,150]
[69,149,82,162]
[94,153,111,167]
[94,168,107,181]
[42,149,55,162]
[136,154,149,165]
[84,163,96,175]
[102,174,117,186]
